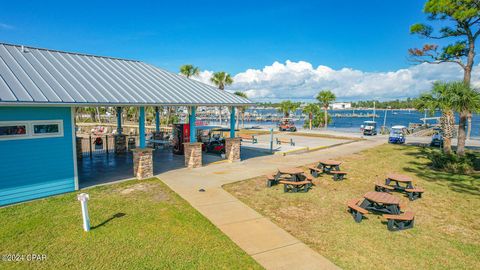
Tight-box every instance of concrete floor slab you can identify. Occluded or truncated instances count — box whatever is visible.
[218,217,300,255]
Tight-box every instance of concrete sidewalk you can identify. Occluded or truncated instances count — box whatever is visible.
[158,138,385,269]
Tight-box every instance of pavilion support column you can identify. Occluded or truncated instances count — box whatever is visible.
[114,107,127,154]
[184,106,202,168]
[153,107,162,141]
[132,106,153,179]
[225,107,241,162]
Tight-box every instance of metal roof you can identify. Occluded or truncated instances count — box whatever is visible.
[0,43,253,106]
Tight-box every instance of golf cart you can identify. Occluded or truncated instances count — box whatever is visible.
[278,118,297,132]
[203,128,239,155]
[388,125,407,144]
[361,121,377,136]
[430,127,444,147]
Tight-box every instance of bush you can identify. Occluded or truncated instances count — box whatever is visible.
[426,149,477,174]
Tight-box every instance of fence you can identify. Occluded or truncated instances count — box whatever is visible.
[78,135,139,158]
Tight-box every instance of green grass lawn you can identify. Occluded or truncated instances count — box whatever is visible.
[0,178,262,270]
[224,144,480,270]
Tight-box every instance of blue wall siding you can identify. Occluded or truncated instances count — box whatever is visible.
[0,107,75,206]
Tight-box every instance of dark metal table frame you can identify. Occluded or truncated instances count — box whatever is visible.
[276,168,305,182]
[385,175,414,190]
[317,160,341,173]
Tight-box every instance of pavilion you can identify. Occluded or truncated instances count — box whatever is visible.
[0,42,252,206]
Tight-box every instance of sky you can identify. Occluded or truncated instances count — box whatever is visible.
[0,0,478,102]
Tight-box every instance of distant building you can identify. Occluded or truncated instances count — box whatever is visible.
[330,102,352,110]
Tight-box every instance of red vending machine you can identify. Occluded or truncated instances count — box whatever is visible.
[172,124,190,155]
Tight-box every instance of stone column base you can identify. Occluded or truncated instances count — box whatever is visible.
[225,137,241,162]
[183,142,203,168]
[115,134,127,154]
[76,137,83,159]
[132,148,154,179]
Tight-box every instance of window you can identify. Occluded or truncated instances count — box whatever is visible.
[0,120,64,140]
[0,123,28,138]
[33,123,61,135]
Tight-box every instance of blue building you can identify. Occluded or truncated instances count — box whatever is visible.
[0,43,252,206]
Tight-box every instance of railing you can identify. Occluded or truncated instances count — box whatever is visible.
[78,134,139,158]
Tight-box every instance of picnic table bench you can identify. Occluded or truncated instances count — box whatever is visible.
[359,191,401,215]
[405,187,425,201]
[239,134,258,144]
[308,166,323,177]
[383,211,415,231]
[279,180,311,193]
[276,137,295,146]
[330,171,347,181]
[374,181,395,192]
[266,173,278,187]
[347,198,369,223]
[384,174,425,200]
[266,167,313,189]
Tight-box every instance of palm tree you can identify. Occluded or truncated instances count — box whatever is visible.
[415,82,455,154]
[179,64,200,78]
[210,71,233,90]
[448,82,480,156]
[316,90,336,129]
[302,103,320,130]
[211,71,234,125]
[277,100,300,118]
[234,91,248,128]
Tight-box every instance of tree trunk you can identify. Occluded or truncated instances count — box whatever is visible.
[324,107,328,129]
[440,110,454,154]
[457,110,468,156]
[463,37,474,85]
[443,137,452,155]
[309,113,312,130]
[467,113,472,141]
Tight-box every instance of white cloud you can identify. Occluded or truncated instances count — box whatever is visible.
[0,23,14,30]
[189,60,480,101]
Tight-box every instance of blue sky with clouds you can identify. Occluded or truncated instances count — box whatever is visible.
[0,0,477,101]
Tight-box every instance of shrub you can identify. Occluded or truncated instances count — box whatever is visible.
[426,149,476,174]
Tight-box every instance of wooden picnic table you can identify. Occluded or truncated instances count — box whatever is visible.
[277,167,305,182]
[317,159,342,173]
[385,173,414,189]
[359,191,401,214]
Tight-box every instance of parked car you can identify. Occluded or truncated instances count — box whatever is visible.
[361,121,377,136]
[430,128,444,147]
[278,118,297,132]
[388,125,407,144]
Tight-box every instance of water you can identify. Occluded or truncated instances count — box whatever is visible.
[237,108,480,138]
